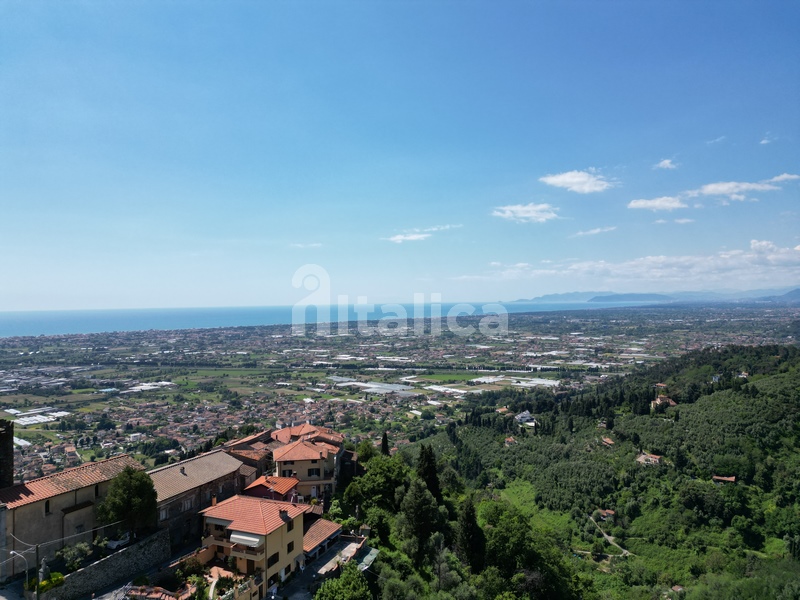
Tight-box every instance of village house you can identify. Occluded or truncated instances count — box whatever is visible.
[650,395,677,411]
[712,475,736,485]
[199,495,342,596]
[636,452,662,466]
[272,440,339,501]
[148,449,251,547]
[0,454,142,580]
[222,430,278,477]
[243,475,300,502]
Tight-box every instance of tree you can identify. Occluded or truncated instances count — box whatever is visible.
[381,431,390,456]
[56,542,92,572]
[456,495,485,572]
[344,455,409,512]
[97,466,157,536]
[416,444,442,503]
[315,561,370,600]
[356,439,377,464]
[398,478,440,564]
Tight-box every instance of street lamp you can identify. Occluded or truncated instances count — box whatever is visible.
[10,550,29,589]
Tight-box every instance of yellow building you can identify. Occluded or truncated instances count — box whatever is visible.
[200,495,308,595]
[272,440,339,500]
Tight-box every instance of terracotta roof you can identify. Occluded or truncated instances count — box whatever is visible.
[245,476,299,496]
[0,455,143,509]
[273,440,333,463]
[226,448,270,462]
[200,495,309,536]
[271,423,319,444]
[224,430,271,449]
[271,424,344,446]
[148,450,244,503]
[303,518,342,553]
[712,475,736,483]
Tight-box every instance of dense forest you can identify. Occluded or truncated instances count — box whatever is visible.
[331,345,800,599]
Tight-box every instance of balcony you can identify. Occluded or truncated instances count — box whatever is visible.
[202,534,233,549]
[230,544,266,562]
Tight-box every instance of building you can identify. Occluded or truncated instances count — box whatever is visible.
[271,423,344,447]
[243,476,299,502]
[636,452,662,466]
[200,495,308,596]
[148,450,251,547]
[0,454,143,580]
[223,430,278,478]
[272,440,339,500]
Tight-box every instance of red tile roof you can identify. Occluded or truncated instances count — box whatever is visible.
[200,495,309,536]
[0,455,143,509]
[273,440,333,463]
[303,519,342,553]
[271,424,344,446]
[245,476,299,496]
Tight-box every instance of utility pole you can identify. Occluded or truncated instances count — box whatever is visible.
[35,543,40,600]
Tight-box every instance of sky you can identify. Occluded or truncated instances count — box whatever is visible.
[1,1,799,311]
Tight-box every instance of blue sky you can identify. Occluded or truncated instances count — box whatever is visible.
[1,1,798,311]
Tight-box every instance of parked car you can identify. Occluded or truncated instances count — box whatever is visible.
[107,532,130,550]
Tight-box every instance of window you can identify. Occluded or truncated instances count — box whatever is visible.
[287,541,294,554]
[310,459,318,464]
[283,461,294,465]
[159,508,168,522]
[267,552,280,568]
[287,520,294,532]
[181,498,194,512]
[45,500,50,514]
[94,484,99,498]
[281,469,294,478]
[75,524,85,534]
[307,468,320,477]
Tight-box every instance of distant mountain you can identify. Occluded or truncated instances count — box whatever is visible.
[588,293,675,303]
[511,287,800,304]
[756,288,800,304]
[512,291,614,303]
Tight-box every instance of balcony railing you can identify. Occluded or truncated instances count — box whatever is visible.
[230,544,266,561]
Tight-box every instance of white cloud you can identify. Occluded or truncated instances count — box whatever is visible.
[539,170,613,193]
[573,226,617,237]
[674,218,694,224]
[706,136,726,145]
[628,196,687,211]
[694,181,779,198]
[654,219,668,224]
[420,224,462,232]
[384,233,431,244]
[655,159,677,170]
[767,173,800,183]
[492,203,559,223]
[383,224,461,244]
[456,241,800,288]
[291,242,322,249]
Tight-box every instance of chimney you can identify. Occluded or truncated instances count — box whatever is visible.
[180,466,186,475]
[279,509,288,521]
[211,493,217,507]
[319,451,323,459]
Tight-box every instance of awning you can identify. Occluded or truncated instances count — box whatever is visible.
[230,533,261,547]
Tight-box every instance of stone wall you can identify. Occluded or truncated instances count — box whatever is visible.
[33,529,171,600]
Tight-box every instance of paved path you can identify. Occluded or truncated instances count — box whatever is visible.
[589,516,632,556]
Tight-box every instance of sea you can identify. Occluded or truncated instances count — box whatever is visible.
[0,301,657,338]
